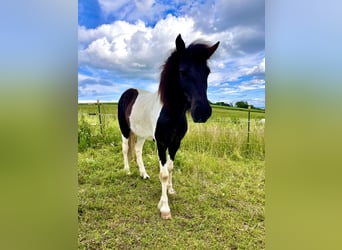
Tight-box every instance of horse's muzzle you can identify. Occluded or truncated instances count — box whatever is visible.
[191,102,212,123]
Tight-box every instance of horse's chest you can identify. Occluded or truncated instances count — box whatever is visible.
[155,112,188,142]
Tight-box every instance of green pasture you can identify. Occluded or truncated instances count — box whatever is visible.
[78,103,265,249]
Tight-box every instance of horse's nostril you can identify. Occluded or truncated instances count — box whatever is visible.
[191,104,211,123]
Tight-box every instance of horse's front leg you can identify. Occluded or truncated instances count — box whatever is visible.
[166,155,175,194]
[167,139,181,195]
[156,141,171,219]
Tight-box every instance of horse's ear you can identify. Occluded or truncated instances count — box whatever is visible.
[207,41,220,58]
[176,34,185,52]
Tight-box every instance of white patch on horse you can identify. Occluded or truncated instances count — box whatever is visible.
[129,89,162,140]
[158,161,171,219]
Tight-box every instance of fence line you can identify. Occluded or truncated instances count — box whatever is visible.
[96,100,103,134]
[78,101,265,146]
[79,112,117,117]
[78,103,265,158]
[78,112,265,127]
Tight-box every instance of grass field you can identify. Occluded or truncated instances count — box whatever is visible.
[78,103,265,249]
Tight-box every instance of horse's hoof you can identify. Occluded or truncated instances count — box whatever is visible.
[160,211,171,219]
[141,173,150,179]
[168,188,176,195]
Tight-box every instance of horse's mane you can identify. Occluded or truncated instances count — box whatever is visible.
[158,50,179,107]
[158,42,212,107]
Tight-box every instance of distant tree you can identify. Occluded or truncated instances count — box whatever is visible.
[235,101,249,109]
[214,101,233,107]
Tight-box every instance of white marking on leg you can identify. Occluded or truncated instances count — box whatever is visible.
[166,156,175,195]
[158,161,171,219]
[135,137,149,179]
[121,135,130,174]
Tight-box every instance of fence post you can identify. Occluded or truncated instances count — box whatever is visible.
[97,99,103,134]
[247,105,251,147]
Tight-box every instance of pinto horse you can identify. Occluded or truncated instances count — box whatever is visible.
[118,34,219,219]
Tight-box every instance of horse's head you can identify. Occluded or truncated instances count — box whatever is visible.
[175,34,219,123]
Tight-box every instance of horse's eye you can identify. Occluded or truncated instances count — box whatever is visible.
[179,70,187,77]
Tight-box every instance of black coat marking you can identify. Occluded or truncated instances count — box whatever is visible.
[117,88,138,139]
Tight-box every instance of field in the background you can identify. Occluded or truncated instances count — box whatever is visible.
[78,103,265,249]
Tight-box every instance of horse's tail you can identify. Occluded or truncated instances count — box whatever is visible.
[128,131,135,161]
[118,88,139,161]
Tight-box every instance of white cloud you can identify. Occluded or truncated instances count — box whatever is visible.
[246,57,265,75]
[239,79,265,91]
[97,0,177,26]
[79,15,205,81]
[78,1,264,105]
[135,0,155,11]
[78,73,97,82]
[78,6,264,83]
[98,0,130,15]
[79,83,119,95]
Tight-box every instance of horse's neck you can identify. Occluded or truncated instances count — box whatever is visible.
[161,81,188,112]
[160,93,188,120]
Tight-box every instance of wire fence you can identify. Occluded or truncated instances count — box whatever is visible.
[78,101,265,159]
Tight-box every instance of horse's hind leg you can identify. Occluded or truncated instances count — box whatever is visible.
[121,134,130,174]
[135,136,150,179]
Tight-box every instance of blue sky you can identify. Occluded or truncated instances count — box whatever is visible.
[78,0,265,107]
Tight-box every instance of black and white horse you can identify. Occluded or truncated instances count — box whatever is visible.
[117,34,219,219]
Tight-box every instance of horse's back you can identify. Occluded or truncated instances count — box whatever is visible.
[129,89,162,140]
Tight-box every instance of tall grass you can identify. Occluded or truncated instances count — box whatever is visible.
[78,104,265,249]
[78,103,265,160]
[184,117,264,160]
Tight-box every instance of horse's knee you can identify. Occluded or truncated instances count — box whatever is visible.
[159,167,169,182]
[159,172,169,182]
[167,159,174,172]
[134,147,142,156]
